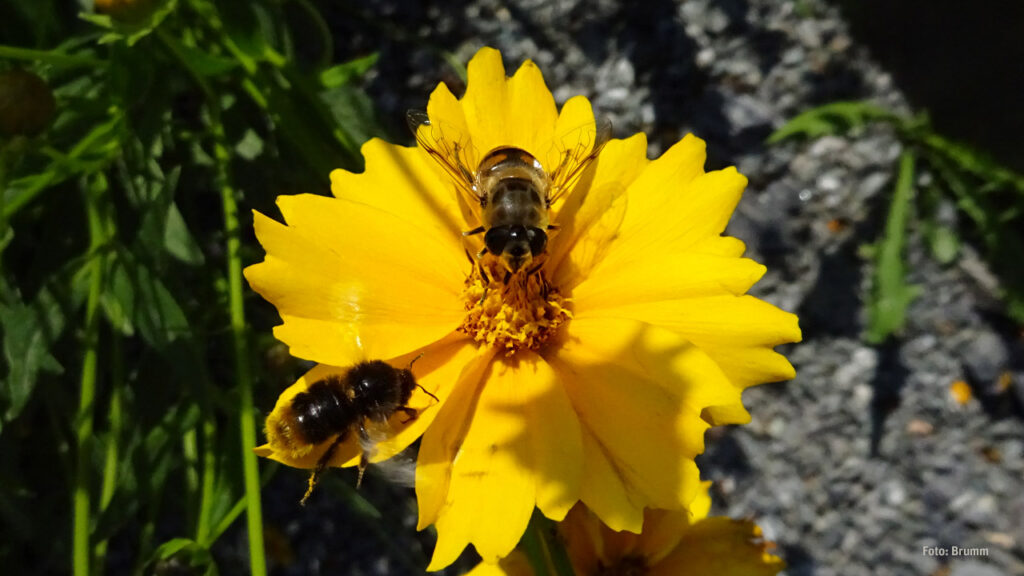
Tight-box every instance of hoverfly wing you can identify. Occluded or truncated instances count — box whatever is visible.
[546,117,613,206]
[407,109,483,211]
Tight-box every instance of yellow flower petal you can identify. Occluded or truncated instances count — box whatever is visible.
[601,136,750,267]
[561,497,783,576]
[427,352,583,568]
[576,427,644,532]
[330,138,466,239]
[506,60,558,160]
[650,518,785,576]
[466,550,534,576]
[637,481,711,563]
[544,95,601,179]
[699,345,800,390]
[428,369,536,568]
[547,134,649,287]
[618,134,708,228]
[546,318,737,523]
[461,47,510,157]
[579,294,801,352]
[245,194,467,364]
[573,253,766,311]
[460,47,558,161]
[416,347,497,530]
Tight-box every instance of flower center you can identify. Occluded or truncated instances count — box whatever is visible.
[596,555,649,576]
[458,258,571,355]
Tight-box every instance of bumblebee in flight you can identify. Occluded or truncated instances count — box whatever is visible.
[264,358,437,504]
[408,110,610,280]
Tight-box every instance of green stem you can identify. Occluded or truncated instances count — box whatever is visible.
[521,510,576,576]
[157,27,266,572]
[93,331,124,575]
[73,172,109,576]
[182,429,200,528]
[219,138,266,576]
[0,45,106,67]
[195,376,218,545]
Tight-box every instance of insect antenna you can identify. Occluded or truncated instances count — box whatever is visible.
[406,353,440,403]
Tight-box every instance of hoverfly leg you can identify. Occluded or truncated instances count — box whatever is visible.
[475,256,492,305]
[463,226,485,236]
[302,432,346,506]
[523,261,548,297]
[547,224,559,231]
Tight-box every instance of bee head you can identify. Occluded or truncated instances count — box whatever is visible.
[485,225,547,273]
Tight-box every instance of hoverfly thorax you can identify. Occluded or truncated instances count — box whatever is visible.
[476,147,550,273]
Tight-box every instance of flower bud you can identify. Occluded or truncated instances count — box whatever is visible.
[93,0,157,23]
[0,68,56,137]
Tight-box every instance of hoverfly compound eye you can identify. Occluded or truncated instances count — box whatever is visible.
[527,227,547,256]
[484,227,510,255]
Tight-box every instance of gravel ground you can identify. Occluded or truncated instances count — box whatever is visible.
[243,1,1024,574]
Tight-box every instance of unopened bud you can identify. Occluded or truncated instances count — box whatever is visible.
[0,68,56,137]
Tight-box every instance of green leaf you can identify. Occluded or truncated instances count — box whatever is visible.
[767,100,897,144]
[163,202,205,265]
[148,537,217,576]
[866,152,922,344]
[173,43,240,77]
[926,224,959,264]
[0,286,66,424]
[319,53,379,88]
[319,83,382,153]
[102,250,189,347]
[920,132,1024,194]
[234,129,264,161]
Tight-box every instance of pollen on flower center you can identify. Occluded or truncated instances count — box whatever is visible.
[458,259,572,355]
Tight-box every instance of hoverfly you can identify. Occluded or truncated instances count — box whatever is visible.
[408,109,611,281]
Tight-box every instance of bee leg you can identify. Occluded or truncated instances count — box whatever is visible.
[301,433,345,506]
[547,224,559,230]
[399,406,419,424]
[463,226,486,236]
[356,424,372,489]
[503,270,512,284]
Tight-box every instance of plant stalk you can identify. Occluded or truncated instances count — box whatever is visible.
[73,172,109,576]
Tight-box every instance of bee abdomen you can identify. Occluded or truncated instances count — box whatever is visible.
[292,377,355,444]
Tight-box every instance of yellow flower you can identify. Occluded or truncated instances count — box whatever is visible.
[469,482,785,576]
[245,47,800,569]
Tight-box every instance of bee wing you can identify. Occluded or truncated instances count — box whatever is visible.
[358,424,417,488]
[546,117,613,206]
[407,109,483,213]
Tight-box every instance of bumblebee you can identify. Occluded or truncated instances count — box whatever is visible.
[264,358,437,504]
[408,110,610,281]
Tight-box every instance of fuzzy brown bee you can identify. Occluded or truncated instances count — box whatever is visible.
[264,359,436,504]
